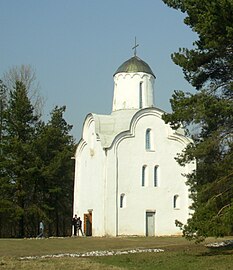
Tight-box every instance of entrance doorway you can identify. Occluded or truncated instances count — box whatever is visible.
[146,211,155,236]
[84,212,92,236]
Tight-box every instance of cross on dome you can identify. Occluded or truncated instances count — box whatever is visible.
[132,37,139,56]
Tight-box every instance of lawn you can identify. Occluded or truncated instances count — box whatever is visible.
[0,236,232,269]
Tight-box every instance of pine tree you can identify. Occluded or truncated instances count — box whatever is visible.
[0,72,75,237]
[0,80,7,147]
[162,0,233,241]
[1,81,40,237]
[34,106,75,236]
[0,80,9,237]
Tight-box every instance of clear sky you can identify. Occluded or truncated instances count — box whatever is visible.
[0,0,197,140]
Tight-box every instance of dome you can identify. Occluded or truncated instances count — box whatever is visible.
[114,56,155,78]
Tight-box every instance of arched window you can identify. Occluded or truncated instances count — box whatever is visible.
[142,165,148,187]
[146,128,154,150]
[120,193,126,208]
[173,195,180,209]
[154,166,158,187]
[145,129,151,150]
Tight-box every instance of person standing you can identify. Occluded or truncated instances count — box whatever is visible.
[37,220,44,238]
[77,217,84,236]
[72,214,78,236]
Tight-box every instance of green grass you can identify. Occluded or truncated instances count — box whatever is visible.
[0,236,232,269]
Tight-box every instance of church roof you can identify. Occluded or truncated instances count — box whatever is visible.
[114,56,155,78]
[80,108,189,150]
[92,108,169,148]
[93,110,137,148]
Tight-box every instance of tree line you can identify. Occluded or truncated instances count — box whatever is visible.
[162,0,233,241]
[0,68,75,238]
[1,0,232,241]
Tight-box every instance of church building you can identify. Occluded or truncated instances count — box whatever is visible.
[73,49,195,237]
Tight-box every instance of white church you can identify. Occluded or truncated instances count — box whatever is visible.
[73,48,195,237]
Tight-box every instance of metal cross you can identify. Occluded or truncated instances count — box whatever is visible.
[132,37,139,56]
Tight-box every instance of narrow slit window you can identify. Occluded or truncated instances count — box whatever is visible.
[139,82,143,108]
[145,129,151,150]
[142,165,148,187]
[154,166,158,187]
[120,193,126,208]
[145,128,154,151]
[173,195,180,209]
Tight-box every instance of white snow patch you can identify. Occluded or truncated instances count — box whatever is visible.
[206,240,233,248]
[20,248,164,260]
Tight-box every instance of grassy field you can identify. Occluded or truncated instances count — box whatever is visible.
[0,236,232,269]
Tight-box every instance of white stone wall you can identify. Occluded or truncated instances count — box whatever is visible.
[108,110,193,236]
[112,72,154,111]
[73,117,106,236]
[73,110,194,237]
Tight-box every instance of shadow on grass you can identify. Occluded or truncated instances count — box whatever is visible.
[199,245,233,257]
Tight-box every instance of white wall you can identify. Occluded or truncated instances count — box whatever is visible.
[74,110,194,237]
[112,72,154,111]
[73,118,106,236]
[114,111,192,236]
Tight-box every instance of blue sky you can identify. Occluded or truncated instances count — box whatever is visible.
[0,0,197,140]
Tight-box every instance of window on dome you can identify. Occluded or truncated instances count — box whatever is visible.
[139,82,143,108]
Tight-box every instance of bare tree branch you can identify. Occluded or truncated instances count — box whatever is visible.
[2,65,44,116]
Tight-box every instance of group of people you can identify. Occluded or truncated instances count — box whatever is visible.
[72,214,84,236]
[36,215,84,238]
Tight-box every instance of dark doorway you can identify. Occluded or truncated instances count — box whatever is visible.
[84,212,92,236]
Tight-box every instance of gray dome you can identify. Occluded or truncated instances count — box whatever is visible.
[114,56,155,78]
